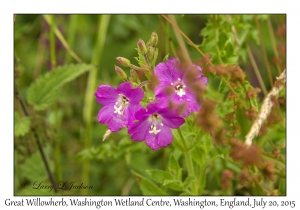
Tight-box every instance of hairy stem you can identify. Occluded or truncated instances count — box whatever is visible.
[17,94,58,193]
[177,127,197,195]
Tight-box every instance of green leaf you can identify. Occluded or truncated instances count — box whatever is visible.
[180,190,193,196]
[163,179,183,191]
[183,175,196,189]
[203,134,212,154]
[137,49,147,67]
[131,170,167,195]
[191,134,213,167]
[146,169,173,184]
[238,81,258,111]
[188,130,203,151]
[27,63,95,110]
[236,108,251,138]
[163,54,169,62]
[151,48,158,68]
[203,154,224,165]
[14,112,31,137]
[198,166,207,195]
[257,15,269,20]
[20,145,54,182]
[168,154,182,181]
[191,145,206,166]
[172,136,184,152]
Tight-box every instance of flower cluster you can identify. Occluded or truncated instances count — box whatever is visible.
[95,56,207,150]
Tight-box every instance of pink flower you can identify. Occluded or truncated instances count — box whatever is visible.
[154,57,208,117]
[128,103,184,150]
[95,82,144,132]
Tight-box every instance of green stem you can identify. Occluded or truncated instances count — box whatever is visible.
[168,15,192,65]
[50,15,62,183]
[246,44,268,96]
[43,14,83,63]
[82,15,110,195]
[177,127,197,195]
[255,15,273,87]
[50,15,56,69]
[53,102,61,182]
[266,18,281,75]
[17,94,58,193]
[65,14,79,63]
[262,153,286,169]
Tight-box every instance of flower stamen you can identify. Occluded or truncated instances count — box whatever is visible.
[114,94,129,115]
[148,113,163,134]
[149,125,161,134]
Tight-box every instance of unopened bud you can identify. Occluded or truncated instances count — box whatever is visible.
[116,57,131,67]
[148,46,155,60]
[137,39,147,54]
[150,31,158,46]
[115,65,127,80]
[130,69,139,82]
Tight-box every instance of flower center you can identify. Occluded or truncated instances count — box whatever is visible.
[148,113,164,135]
[171,78,186,97]
[114,94,129,115]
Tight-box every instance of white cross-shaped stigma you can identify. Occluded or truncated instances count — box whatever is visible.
[114,105,123,115]
[149,126,161,134]
[177,89,186,97]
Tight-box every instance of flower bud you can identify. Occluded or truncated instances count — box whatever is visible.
[130,69,139,82]
[116,57,131,67]
[150,31,158,46]
[137,39,147,54]
[148,46,155,60]
[115,65,127,80]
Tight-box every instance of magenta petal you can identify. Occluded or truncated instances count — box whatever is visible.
[98,105,126,132]
[154,81,173,98]
[165,57,183,78]
[126,87,144,104]
[145,103,164,114]
[117,82,144,104]
[156,126,172,148]
[155,97,169,109]
[154,58,182,83]
[95,85,118,106]
[185,92,200,113]
[154,62,171,82]
[124,104,143,127]
[117,82,132,93]
[134,107,148,120]
[161,112,185,128]
[128,119,151,142]
[145,132,160,150]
